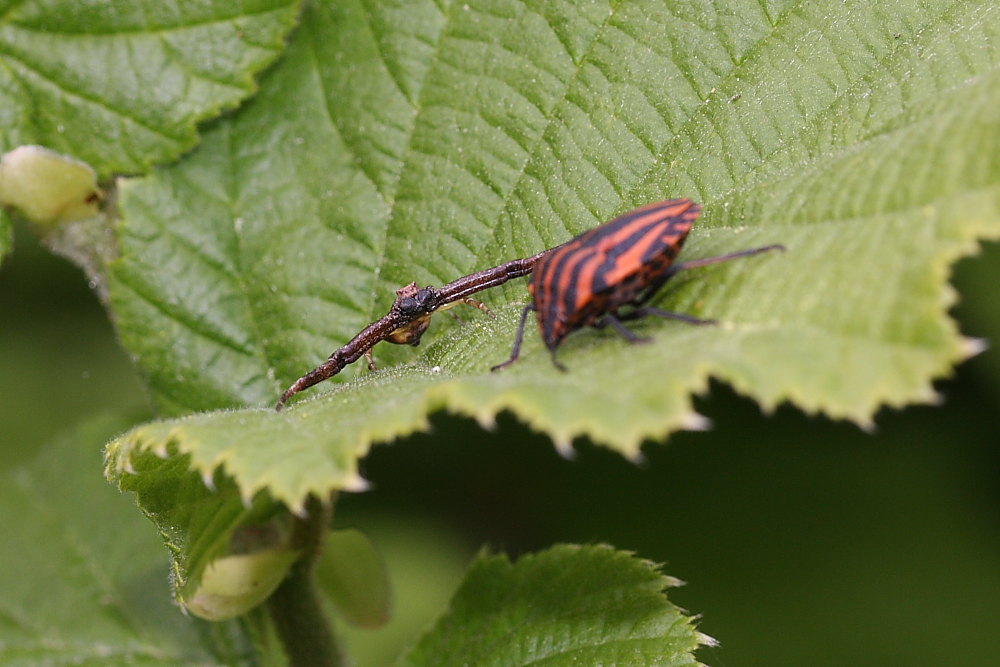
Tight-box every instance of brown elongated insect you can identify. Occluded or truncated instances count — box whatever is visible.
[491,198,784,371]
[275,248,550,410]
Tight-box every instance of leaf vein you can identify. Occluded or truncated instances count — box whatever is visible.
[116,274,257,359]
[637,1,971,208]
[0,54,185,148]
[451,1,628,263]
[6,5,297,37]
[305,29,387,208]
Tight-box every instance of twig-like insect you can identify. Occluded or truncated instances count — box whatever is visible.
[490,198,784,371]
[275,248,550,410]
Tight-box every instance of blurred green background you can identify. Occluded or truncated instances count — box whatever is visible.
[2,219,998,665]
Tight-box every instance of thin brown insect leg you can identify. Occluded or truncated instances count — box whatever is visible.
[436,296,496,323]
[458,297,495,319]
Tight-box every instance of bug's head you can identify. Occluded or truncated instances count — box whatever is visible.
[393,282,436,316]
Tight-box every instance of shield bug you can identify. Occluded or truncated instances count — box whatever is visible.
[491,198,784,371]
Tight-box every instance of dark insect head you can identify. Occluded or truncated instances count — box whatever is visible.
[393,282,436,316]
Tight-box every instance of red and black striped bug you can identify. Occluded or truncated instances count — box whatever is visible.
[491,198,784,371]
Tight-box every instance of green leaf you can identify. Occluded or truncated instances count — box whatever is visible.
[0,0,301,176]
[106,437,294,613]
[329,520,471,665]
[106,0,1000,508]
[318,529,391,629]
[397,544,706,666]
[0,415,214,664]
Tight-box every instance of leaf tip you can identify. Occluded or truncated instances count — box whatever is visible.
[474,411,498,431]
[697,631,720,648]
[343,473,371,493]
[152,440,171,459]
[552,434,576,459]
[679,411,712,432]
[122,455,137,476]
[202,467,217,492]
[288,500,309,519]
[960,336,989,360]
[856,417,879,434]
[625,449,648,466]
[240,487,258,511]
[926,389,945,407]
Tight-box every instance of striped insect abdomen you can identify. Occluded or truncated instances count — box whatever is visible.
[529,199,700,349]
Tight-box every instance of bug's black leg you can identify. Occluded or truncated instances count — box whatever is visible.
[596,313,652,343]
[491,303,534,372]
[549,348,568,372]
[632,266,679,308]
[622,307,716,326]
[671,243,785,272]
[633,243,785,308]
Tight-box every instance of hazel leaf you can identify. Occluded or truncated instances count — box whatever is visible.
[0,0,302,176]
[397,544,708,666]
[105,0,1000,509]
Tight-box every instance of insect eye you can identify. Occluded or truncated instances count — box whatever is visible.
[416,289,435,308]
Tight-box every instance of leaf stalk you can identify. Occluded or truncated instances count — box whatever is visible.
[267,494,344,666]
